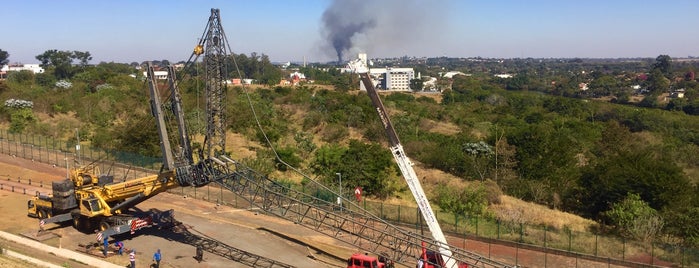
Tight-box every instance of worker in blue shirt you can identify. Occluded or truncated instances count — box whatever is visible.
[153,249,161,268]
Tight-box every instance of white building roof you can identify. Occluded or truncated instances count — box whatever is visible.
[1,64,45,74]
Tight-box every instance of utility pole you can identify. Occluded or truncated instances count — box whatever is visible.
[75,128,81,165]
[336,172,342,213]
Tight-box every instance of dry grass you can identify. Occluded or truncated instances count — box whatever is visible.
[490,195,596,233]
[420,118,461,136]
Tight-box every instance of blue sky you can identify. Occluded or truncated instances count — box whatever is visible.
[2,0,698,64]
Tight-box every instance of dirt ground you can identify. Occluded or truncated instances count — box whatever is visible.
[0,153,352,268]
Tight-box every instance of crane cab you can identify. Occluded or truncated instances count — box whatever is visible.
[347,253,387,268]
[79,197,105,217]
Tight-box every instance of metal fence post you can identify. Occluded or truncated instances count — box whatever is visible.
[497,220,500,239]
[455,214,459,234]
[22,133,26,158]
[475,216,479,236]
[544,225,548,268]
[397,205,401,222]
[30,133,34,160]
[515,243,519,267]
[569,229,572,252]
[380,202,383,219]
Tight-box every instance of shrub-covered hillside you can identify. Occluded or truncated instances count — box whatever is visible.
[1,58,698,247]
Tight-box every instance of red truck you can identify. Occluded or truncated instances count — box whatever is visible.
[347,253,394,268]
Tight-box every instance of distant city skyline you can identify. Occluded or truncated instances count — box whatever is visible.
[2,0,698,64]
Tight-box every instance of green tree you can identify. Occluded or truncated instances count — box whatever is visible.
[0,49,9,66]
[646,69,670,94]
[605,193,664,242]
[506,73,530,90]
[340,140,399,198]
[311,143,346,177]
[311,140,399,198]
[452,75,482,93]
[652,54,672,77]
[35,49,92,79]
[410,78,423,92]
[72,51,92,66]
[435,183,488,216]
[273,146,302,171]
[462,141,494,181]
[7,70,34,84]
[34,72,56,87]
[588,75,617,97]
[8,108,35,133]
[111,113,161,157]
[36,50,74,79]
[579,148,691,219]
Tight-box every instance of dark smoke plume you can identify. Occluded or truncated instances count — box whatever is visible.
[321,2,375,62]
[320,0,446,63]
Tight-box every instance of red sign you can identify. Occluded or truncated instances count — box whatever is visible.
[354,187,362,202]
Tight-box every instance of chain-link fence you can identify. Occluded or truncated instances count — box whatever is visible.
[350,198,697,267]
[0,129,160,181]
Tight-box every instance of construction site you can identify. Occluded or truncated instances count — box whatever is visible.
[0,9,679,268]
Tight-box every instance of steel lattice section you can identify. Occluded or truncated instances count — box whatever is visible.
[207,158,513,268]
[203,9,228,158]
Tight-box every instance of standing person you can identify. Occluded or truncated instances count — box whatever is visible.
[102,237,109,257]
[195,245,203,263]
[129,249,136,268]
[152,249,161,268]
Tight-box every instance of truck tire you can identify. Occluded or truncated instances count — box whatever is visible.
[72,215,82,230]
[98,220,110,231]
[37,209,47,219]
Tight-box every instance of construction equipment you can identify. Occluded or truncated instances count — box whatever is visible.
[347,58,458,268]
[182,8,230,159]
[419,242,469,268]
[27,164,105,219]
[28,63,225,236]
[346,252,393,268]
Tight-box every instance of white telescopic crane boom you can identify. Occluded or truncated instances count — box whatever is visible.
[347,59,457,268]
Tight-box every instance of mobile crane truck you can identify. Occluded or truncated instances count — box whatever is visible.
[28,63,225,238]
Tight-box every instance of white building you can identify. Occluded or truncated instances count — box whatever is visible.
[141,71,168,80]
[363,67,415,91]
[442,71,467,79]
[494,74,514,78]
[1,64,45,74]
